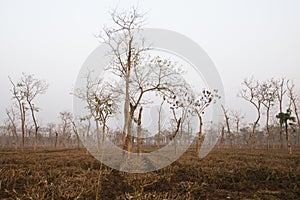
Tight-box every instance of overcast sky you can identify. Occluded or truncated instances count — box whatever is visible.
[1,0,300,125]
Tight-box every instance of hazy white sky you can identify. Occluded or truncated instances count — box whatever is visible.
[1,0,300,125]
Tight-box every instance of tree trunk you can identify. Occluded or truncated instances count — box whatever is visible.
[285,122,292,155]
[122,36,133,147]
[33,126,39,151]
[279,123,283,148]
[21,103,26,150]
[124,102,139,153]
[251,107,261,150]
[225,116,232,149]
[220,126,225,148]
[266,107,270,150]
[27,101,39,151]
[236,121,240,149]
[12,126,18,150]
[6,111,19,150]
[126,121,133,152]
[292,102,300,148]
[102,123,106,143]
[48,128,52,146]
[76,132,80,149]
[137,107,143,155]
[157,100,164,148]
[95,120,100,150]
[55,131,58,147]
[196,115,203,154]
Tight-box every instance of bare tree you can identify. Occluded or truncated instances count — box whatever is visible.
[272,78,287,148]
[73,71,117,149]
[194,89,220,154]
[221,105,232,148]
[20,73,48,150]
[47,123,56,146]
[59,111,72,146]
[231,110,244,148]
[239,77,262,149]
[8,76,26,149]
[94,86,116,143]
[124,56,189,152]
[260,79,277,149]
[287,80,300,147]
[98,7,147,151]
[97,8,199,157]
[5,107,19,149]
[9,73,48,150]
[163,81,196,154]
[63,112,81,149]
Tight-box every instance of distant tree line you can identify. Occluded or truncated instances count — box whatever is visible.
[1,8,299,156]
[220,77,299,154]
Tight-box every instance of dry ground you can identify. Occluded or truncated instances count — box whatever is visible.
[0,146,299,199]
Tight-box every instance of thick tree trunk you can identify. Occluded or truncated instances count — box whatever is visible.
[122,36,133,147]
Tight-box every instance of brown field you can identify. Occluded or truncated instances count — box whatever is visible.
[0,147,299,200]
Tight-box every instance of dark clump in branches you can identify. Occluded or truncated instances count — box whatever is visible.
[276,109,295,154]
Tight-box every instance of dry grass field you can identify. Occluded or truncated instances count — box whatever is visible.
[1,147,299,199]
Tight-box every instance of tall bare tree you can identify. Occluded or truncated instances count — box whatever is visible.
[287,80,300,147]
[98,8,147,151]
[9,76,26,149]
[272,78,287,148]
[96,8,199,157]
[239,77,262,149]
[260,79,277,149]
[20,73,48,150]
